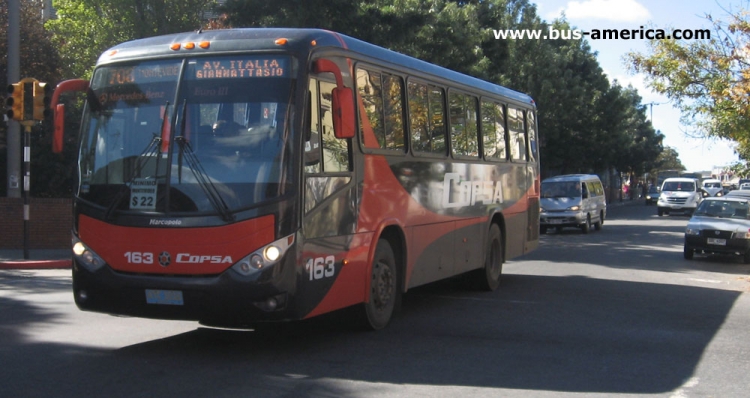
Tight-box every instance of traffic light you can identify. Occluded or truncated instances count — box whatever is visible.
[6,83,25,121]
[33,81,52,120]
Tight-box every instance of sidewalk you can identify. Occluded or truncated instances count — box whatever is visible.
[0,249,72,270]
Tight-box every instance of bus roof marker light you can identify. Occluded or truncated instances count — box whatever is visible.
[108,50,118,56]
[184,42,196,50]
[311,40,317,46]
[199,41,210,49]
[170,43,181,51]
[275,38,288,45]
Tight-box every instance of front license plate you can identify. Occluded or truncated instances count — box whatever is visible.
[145,289,184,305]
[707,238,726,246]
[550,219,564,224]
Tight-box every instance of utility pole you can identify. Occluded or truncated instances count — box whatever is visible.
[644,102,663,122]
[6,0,21,198]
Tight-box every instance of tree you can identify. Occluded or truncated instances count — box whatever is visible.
[627,7,750,159]
[652,147,686,173]
[47,0,216,78]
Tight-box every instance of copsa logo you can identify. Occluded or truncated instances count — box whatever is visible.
[176,253,233,264]
[158,252,171,267]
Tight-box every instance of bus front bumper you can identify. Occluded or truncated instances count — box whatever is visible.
[72,256,297,326]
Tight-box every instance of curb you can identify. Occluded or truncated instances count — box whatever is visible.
[0,259,72,270]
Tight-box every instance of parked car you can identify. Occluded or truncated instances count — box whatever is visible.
[726,190,750,199]
[657,177,703,216]
[645,185,660,205]
[683,197,750,263]
[539,174,607,234]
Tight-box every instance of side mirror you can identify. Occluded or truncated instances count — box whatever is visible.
[51,79,89,153]
[53,104,65,153]
[313,59,355,140]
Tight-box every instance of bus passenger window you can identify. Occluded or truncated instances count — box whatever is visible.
[527,111,538,163]
[481,101,507,161]
[508,107,527,162]
[356,68,405,152]
[449,92,479,158]
[429,86,446,154]
[409,82,446,155]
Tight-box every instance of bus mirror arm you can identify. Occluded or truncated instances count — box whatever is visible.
[51,79,90,154]
[313,59,356,139]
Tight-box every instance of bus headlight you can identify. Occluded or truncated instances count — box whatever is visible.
[685,228,701,236]
[734,230,750,239]
[567,205,580,211]
[72,235,106,271]
[232,234,295,276]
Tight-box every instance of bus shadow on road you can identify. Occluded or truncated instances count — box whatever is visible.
[107,273,739,396]
[0,271,742,396]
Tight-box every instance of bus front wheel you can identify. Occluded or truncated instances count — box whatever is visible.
[361,239,399,330]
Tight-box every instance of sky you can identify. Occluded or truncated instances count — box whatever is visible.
[531,0,743,172]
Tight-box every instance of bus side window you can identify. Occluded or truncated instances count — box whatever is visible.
[527,111,538,163]
[356,68,405,152]
[481,100,507,161]
[408,81,446,155]
[319,80,351,172]
[449,91,479,158]
[305,78,322,173]
[508,107,527,162]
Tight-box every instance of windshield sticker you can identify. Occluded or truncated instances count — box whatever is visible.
[130,178,157,210]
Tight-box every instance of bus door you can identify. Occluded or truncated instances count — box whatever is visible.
[299,75,360,315]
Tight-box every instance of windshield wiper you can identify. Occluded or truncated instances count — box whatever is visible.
[103,134,162,220]
[103,101,171,220]
[174,136,234,222]
[173,101,233,222]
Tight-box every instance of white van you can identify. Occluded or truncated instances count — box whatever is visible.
[540,174,607,234]
[702,179,724,197]
[657,177,702,216]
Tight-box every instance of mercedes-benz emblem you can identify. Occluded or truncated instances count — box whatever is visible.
[158,251,171,267]
[715,231,720,236]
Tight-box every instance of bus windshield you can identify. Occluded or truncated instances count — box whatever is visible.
[78,55,295,216]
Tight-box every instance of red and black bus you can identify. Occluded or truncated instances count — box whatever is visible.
[52,28,540,330]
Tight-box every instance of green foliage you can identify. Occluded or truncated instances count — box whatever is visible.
[48,0,217,78]
[628,8,750,160]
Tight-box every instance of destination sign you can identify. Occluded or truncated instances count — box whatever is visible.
[192,57,289,79]
[100,63,181,86]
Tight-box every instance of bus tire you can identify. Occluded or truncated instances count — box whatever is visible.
[360,239,399,330]
[471,224,503,291]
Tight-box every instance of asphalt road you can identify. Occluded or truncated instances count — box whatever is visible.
[1,201,749,397]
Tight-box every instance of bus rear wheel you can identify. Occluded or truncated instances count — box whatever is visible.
[361,240,399,330]
[470,224,503,291]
